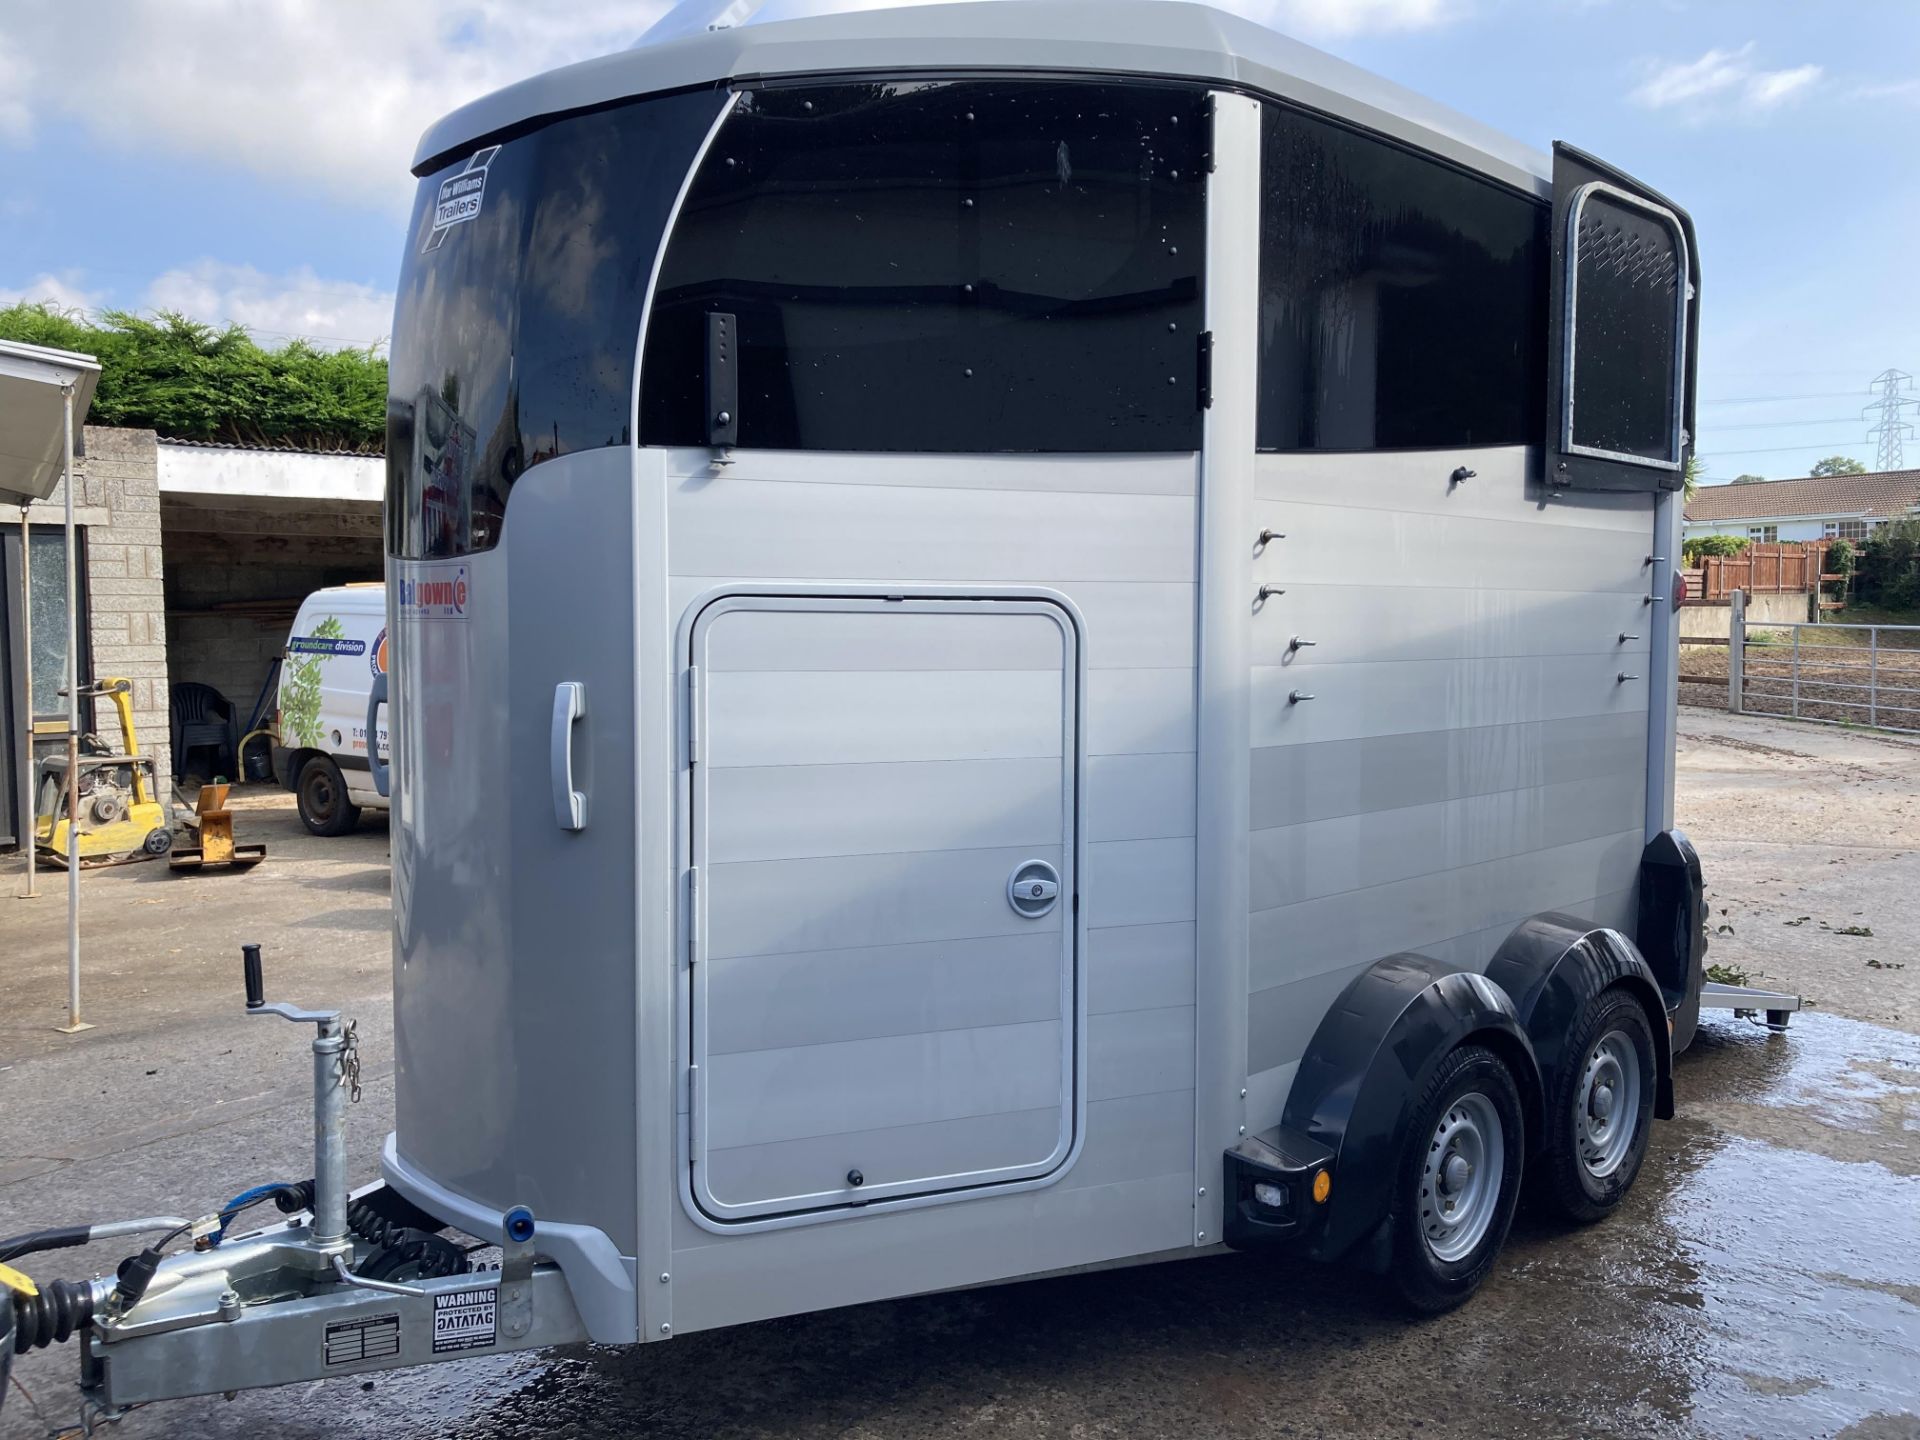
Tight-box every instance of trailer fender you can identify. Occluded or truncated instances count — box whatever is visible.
[1278,953,1542,1268]
[1486,914,1676,1127]
[1636,829,1709,1055]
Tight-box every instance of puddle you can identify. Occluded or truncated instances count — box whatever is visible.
[20,1013,1920,1440]
[1686,1011,1920,1176]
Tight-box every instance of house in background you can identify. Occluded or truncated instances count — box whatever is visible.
[1684,470,1920,544]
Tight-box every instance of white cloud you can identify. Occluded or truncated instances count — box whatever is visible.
[0,0,1464,211]
[1746,64,1822,108]
[1630,43,1824,117]
[1,262,393,351]
[0,271,107,311]
[0,37,32,144]
[0,1,671,212]
[141,262,395,351]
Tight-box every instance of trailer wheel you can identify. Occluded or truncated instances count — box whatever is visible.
[296,756,361,837]
[1387,1045,1524,1314]
[1539,988,1656,1223]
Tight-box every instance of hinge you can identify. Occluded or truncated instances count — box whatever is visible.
[1202,93,1217,174]
[687,866,700,961]
[1197,331,1214,411]
[687,1063,699,1119]
[685,665,700,766]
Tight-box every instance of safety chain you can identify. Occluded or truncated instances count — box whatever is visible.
[338,1019,363,1104]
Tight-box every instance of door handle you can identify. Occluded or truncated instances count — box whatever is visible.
[365,672,390,799]
[550,682,587,831]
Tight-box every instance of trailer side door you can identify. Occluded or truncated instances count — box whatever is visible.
[688,593,1081,1223]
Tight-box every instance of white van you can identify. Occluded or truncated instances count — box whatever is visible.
[274,584,390,835]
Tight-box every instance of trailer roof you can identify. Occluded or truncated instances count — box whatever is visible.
[413,0,1552,196]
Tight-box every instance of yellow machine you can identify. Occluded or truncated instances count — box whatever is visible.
[169,780,266,872]
[34,678,173,867]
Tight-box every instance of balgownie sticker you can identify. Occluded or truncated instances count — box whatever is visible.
[423,146,500,253]
[432,1288,498,1353]
[395,564,470,622]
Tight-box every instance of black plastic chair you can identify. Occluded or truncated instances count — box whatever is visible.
[171,682,238,782]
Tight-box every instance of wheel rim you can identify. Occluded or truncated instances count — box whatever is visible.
[1421,1092,1504,1263]
[1575,1030,1642,1179]
[305,771,338,822]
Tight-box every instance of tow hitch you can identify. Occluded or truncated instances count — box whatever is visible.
[3,946,588,1425]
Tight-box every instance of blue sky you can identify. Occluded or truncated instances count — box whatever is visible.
[3,0,1915,482]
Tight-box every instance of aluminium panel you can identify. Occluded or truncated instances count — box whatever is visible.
[689,594,1081,1222]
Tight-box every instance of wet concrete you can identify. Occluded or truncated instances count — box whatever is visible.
[5,715,1920,1439]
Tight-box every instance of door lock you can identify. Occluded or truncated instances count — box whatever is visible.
[1006,859,1062,918]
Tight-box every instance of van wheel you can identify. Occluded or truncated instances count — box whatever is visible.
[297,757,361,837]
[1387,1045,1524,1314]
[1538,989,1656,1224]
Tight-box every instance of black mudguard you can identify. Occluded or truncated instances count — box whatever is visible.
[1486,915,1676,1124]
[1636,830,1708,1054]
[1280,953,1541,1267]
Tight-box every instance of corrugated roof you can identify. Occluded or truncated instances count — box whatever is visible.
[156,437,382,459]
[1684,470,1920,523]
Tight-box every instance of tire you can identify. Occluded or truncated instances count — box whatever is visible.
[1387,1045,1525,1314]
[1537,988,1657,1224]
[297,756,361,837]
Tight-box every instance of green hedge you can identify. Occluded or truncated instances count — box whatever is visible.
[1855,517,1920,611]
[0,303,386,453]
[1681,534,1750,565]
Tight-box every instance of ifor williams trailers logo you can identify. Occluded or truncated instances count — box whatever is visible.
[396,567,469,622]
[422,146,499,254]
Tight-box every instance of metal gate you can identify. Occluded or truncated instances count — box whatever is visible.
[1729,593,1920,734]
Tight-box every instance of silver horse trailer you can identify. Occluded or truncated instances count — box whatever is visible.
[9,0,1763,1414]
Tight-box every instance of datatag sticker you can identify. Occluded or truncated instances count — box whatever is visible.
[423,146,500,253]
[432,1287,498,1353]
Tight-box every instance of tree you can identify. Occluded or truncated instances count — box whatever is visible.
[1810,456,1868,478]
[1682,454,1703,501]
[1683,534,1750,565]
[1854,516,1920,611]
[1731,473,1767,484]
[278,616,345,749]
[0,302,386,453]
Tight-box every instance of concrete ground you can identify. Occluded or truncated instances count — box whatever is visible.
[3,711,1918,1440]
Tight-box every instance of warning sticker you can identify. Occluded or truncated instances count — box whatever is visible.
[432,1287,498,1354]
[324,1312,401,1367]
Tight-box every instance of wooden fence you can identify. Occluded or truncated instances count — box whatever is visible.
[1694,542,1828,601]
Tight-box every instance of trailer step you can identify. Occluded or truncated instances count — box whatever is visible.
[1698,980,1802,1032]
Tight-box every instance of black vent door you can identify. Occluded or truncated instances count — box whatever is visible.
[1545,143,1699,493]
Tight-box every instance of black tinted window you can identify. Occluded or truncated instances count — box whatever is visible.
[1257,104,1547,452]
[1566,190,1683,463]
[388,89,727,559]
[640,81,1207,453]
